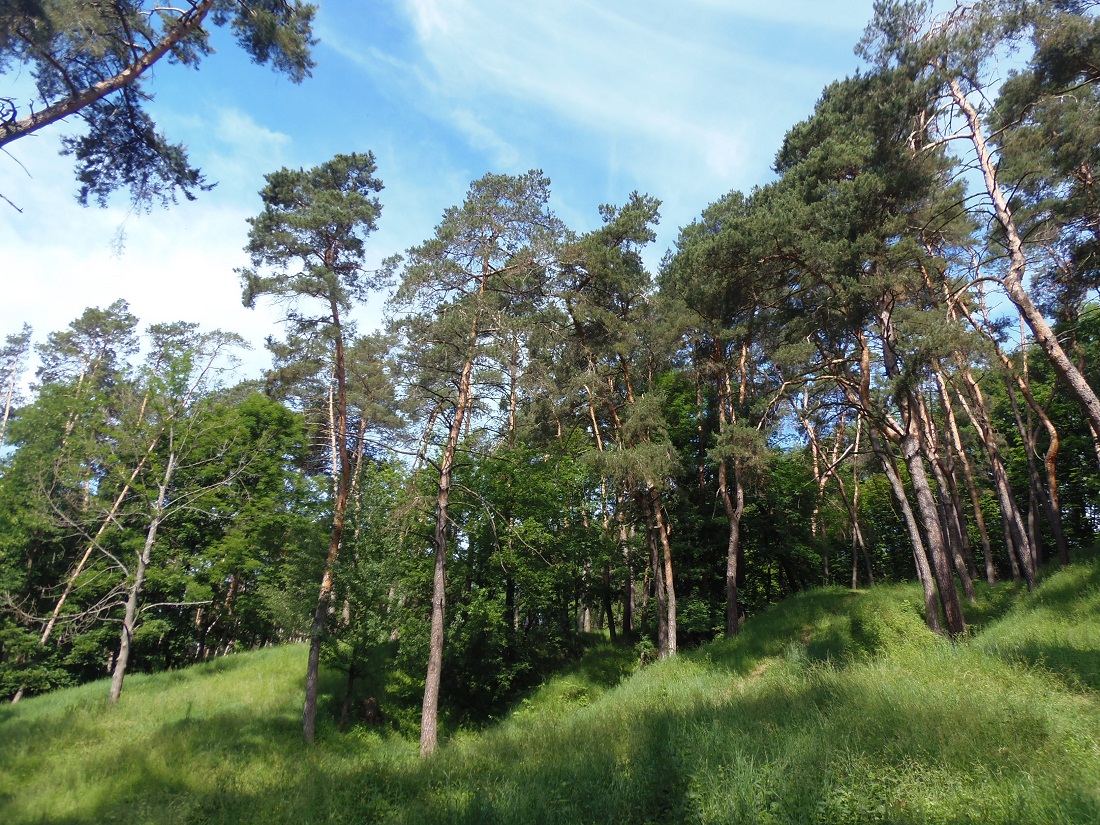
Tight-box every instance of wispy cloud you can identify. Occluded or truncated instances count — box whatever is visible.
[387,0,871,204]
[448,109,521,168]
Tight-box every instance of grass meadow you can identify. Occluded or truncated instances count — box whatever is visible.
[2,556,1098,824]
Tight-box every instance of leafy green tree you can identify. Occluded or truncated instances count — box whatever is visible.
[107,322,247,702]
[391,170,564,755]
[859,0,1100,466]
[662,186,788,635]
[240,151,387,742]
[0,323,32,448]
[557,194,684,655]
[764,68,972,634]
[18,301,141,662]
[0,0,315,208]
[167,388,317,661]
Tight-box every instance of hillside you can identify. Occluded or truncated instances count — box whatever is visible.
[2,558,1098,825]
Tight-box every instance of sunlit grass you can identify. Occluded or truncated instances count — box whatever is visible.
[3,557,1099,824]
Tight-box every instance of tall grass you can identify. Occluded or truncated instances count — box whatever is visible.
[3,559,1098,824]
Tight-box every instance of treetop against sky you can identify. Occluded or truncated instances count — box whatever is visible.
[1,0,876,377]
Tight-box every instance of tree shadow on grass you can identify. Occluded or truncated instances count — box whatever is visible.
[390,649,1100,825]
[2,698,416,825]
[977,558,1100,692]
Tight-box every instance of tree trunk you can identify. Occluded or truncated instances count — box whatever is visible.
[643,493,669,657]
[949,77,1100,458]
[916,394,975,603]
[651,488,677,657]
[953,371,1036,587]
[109,452,176,704]
[868,429,943,634]
[617,496,634,635]
[719,458,745,636]
[935,367,995,585]
[420,322,477,757]
[602,563,617,643]
[303,310,353,744]
[900,425,966,636]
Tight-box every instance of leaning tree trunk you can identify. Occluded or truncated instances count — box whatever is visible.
[949,78,1100,460]
[109,451,176,704]
[868,429,943,635]
[899,420,967,637]
[935,367,995,585]
[954,368,1037,588]
[916,393,975,604]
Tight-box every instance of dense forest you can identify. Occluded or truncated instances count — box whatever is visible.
[2,0,1100,759]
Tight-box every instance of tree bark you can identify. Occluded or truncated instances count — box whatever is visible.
[935,367,995,585]
[109,451,176,704]
[651,487,677,657]
[949,77,1100,458]
[420,305,478,757]
[303,304,353,743]
[916,393,975,603]
[953,372,1037,588]
[642,493,669,657]
[0,0,219,149]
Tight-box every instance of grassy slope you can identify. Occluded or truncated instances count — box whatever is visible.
[1,558,1098,825]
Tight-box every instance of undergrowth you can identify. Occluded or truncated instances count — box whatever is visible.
[2,557,1098,824]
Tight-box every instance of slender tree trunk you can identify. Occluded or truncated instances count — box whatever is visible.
[109,452,176,704]
[642,493,669,657]
[1004,358,1069,565]
[602,563,617,643]
[936,368,995,585]
[338,660,358,732]
[303,309,352,743]
[618,501,634,636]
[0,369,16,448]
[953,371,1035,586]
[901,424,966,636]
[852,418,874,587]
[719,458,745,636]
[861,317,960,634]
[420,312,478,757]
[949,77,1100,457]
[716,352,754,635]
[868,428,942,633]
[916,394,975,603]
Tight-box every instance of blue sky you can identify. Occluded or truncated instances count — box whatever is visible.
[1,0,878,379]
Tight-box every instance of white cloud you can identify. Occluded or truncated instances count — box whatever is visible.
[213,108,291,155]
[448,109,521,168]
[386,0,871,211]
[0,130,282,379]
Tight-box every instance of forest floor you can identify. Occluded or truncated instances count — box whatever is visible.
[2,554,1098,824]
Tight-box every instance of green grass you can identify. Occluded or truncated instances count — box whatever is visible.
[3,559,1100,824]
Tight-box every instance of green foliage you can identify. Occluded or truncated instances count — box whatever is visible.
[240,152,387,315]
[0,0,316,208]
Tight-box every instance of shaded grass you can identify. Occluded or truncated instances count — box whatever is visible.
[3,558,1099,824]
